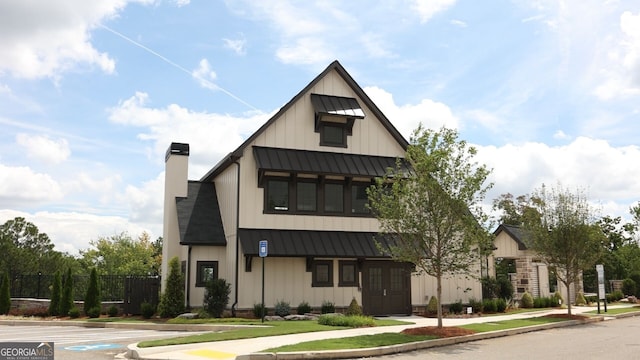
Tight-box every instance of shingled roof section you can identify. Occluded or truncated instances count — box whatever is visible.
[238,228,397,258]
[494,224,530,250]
[176,181,226,246]
[253,146,402,178]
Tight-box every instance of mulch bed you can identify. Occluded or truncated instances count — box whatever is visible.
[541,313,589,320]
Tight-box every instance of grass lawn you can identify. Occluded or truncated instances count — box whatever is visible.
[138,318,410,348]
[584,305,640,315]
[264,333,435,352]
[460,316,569,332]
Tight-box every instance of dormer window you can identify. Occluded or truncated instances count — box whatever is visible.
[311,93,364,148]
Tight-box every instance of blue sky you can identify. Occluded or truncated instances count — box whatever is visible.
[1,0,639,254]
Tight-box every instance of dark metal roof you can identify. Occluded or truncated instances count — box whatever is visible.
[176,181,226,246]
[165,142,189,161]
[238,228,395,258]
[494,224,529,250]
[310,94,365,119]
[200,60,408,183]
[253,146,403,177]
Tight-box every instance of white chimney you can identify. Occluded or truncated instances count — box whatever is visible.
[161,142,189,290]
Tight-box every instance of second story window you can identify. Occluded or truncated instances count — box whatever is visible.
[267,179,289,211]
[297,182,317,212]
[351,184,370,214]
[324,183,344,213]
[320,124,346,147]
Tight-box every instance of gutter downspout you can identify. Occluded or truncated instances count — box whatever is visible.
[231,160,240,317]
[186,245,192,310]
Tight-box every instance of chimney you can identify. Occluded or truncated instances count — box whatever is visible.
[161,142,190,289]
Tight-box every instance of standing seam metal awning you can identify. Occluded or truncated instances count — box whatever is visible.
[253,146,403,178]
[310,94,365,119]
[238,228,395,258]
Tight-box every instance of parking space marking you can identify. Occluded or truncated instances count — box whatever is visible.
[186,349,237,359]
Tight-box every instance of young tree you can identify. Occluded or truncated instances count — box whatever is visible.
[524,184,604,315]
[60,268,74,316]
[368,125,493,328]
[48,271,62,316]
[79,232,162,275]
[84,268,101,317]
[0,273,10,315]
[158,256,184,318]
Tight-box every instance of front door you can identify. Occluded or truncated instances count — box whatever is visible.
[362,261,411,315]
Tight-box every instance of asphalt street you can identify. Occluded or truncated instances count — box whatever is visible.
[0,324,209,360]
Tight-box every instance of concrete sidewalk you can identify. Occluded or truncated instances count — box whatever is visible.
[120,305,632,360]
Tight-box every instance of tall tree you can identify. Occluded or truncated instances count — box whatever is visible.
[79,232,161,275]
[48,271,62,316]
[524,184,605,315]
[60,268,74,316]
[368,125,493,328]
[492,193,543,226]
[0,217,56,277]
[84,268,101,317]
[0,273,10,315]
[158,256,185,318]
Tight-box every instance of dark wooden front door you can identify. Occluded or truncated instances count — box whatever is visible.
[362,261,411,315]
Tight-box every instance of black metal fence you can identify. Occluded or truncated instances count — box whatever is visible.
[10,274,160,302]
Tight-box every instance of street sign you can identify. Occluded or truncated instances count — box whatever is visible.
[259,240,268,257]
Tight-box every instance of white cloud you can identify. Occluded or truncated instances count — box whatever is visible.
[553,130,570,140]
[16,133,71,164]
[365,86,458,139]
[450,19,467,28]
[223,35,247,56]
[412,0,457,23]
[123,172,164,225]
[0,164,64,207]
[276,37,334,65]
[192,59,218,90]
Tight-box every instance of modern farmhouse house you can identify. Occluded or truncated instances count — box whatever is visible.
[161,60,481,316]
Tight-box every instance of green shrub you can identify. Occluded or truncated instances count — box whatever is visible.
[321,301,335,314]
[68,307,80,319]
[273,300,291,317]
[448,300,463,314]
[468,298,483,313]
[253,303,266,318]
[585,294,598,304]
[48,271,61,316]
[496,298,507,312]
[497,277,514,300]
[551,291,564,307]
[141,302,155,319]
[0,273,10,315]
[629,272,640,297]
[521,292,533,308]
[345,298,363,316]
[482,298,497,313]
[575,291,587,306]
[426,296,439,315]
[86,306,101,318]
[297,301,311,315]
[622,278,637,297]
[158,256,185,318]
[318,314,374,327]
[107,305,119,317]
[203,278,231,318]
[84,268,101,316]
[60,268,74,317]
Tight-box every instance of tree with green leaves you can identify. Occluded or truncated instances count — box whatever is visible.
[79,232,162,275]
[84,268,101,317]
[60,268,74,316]
[0,273,10,315]
[367,125,493,328]
[158,256,184,318]
[492,193,543,226]
[523,184,605,315]
[0,217,56,277]
[48,271,62,316]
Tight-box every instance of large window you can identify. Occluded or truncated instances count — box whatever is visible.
[312,260,333,287]
[320,125,346,147]
[196,261,218,287]
[266,179,289,211]
[297,182,317,212]
[324,183,344,213]
[351,184,370,214]
[339,260,358,287]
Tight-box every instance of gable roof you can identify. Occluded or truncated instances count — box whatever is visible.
[201,60,409,183]
[494,224,529,250]
[176,181,226,246]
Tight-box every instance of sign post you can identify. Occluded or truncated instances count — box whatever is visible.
[596,264,606,314]
[259,240,268,323]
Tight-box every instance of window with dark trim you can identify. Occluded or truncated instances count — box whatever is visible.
[266,179,289,211]
[339,260,358,287]
[320,124,346,147]
[196,261,218,287]
[296,181,317,212]
[351,184,370,214]
[312,260,333,287]
[324,183,344,213]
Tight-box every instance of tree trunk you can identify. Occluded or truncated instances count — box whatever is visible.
[436,274,443,328]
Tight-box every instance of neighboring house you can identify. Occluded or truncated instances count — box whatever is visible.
[161,60,481,316]
[491,224,582,303]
